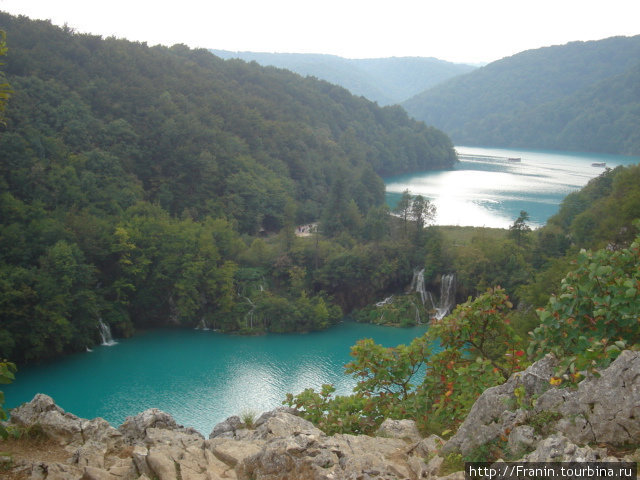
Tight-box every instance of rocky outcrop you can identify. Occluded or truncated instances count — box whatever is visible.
[5,350,640,479]
[442,350,640,459]
[5,396,443,480]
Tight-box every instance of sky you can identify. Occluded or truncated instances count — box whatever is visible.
[1,0,639,64]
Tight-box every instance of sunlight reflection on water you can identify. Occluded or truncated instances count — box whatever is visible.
[385,146,639,228]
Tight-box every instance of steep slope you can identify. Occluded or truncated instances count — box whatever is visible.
[403,35,640,155]
[0,13,457,363]
[211,50,476,105]
[1,13,456,230]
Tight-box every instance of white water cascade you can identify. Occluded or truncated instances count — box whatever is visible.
[434,273,456,320]
[407,269,456,320]
[408,269,436,310]
[97,318,117,346]
[374,269,457,323]
[195,318,210,331]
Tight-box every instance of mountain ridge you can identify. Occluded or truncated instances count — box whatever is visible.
[211,49,476,105]
[402,35,640,155]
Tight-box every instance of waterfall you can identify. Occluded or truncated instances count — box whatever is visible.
[434,274,456,320]
[243,296,256,329]
[98,318,117,346]
[408,268,431,307]
[375,295,394,307]
[195,318,210,330]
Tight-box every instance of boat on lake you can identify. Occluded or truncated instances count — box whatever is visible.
[591,162,606,167]
[507,157,521,162]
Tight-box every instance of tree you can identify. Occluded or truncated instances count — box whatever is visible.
[530,225,640,383]
[394,189,413,236]
[285,287,528,435]
[0,359,16,439]
[0,30,11,123]
[410,194,437,233]
[509,210,531,245]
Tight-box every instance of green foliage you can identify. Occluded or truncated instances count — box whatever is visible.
[285,287,528,435]
[0,360,17,439]
[239,409,258,429]
[405,36,640,155]
[354,294,427,327]
[508,211,532,246]
[530,225,640,384]
[439,453,464,476]
[545,165,640,250]
[212,50,476,106]
[0,12,457,363]
[0,30,11,123]
[448,228,531,300]
[528,410,562,436]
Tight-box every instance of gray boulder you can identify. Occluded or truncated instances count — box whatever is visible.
[376,418,422,443]
[539,349,640,445]
[442,353,557,456]
[10,393,85,446]
[118,407,203,444]
[443,350,640,458]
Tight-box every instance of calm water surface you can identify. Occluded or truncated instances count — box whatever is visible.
[10,147,640,436]
[5,322,427,436]
[386,146,640,228]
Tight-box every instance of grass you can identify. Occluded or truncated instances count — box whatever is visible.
[240,409,258,429]
[437,225,509,247]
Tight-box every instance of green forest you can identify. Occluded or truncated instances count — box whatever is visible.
[0,13,456,364]
[403,35,640,156]
[210,50,476,106]
[1,12,640,459]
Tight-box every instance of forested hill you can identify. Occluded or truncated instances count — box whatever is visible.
[211,50,476,106]
[0,12,456,363]
[403,35,640,156]
[1,13,456,229]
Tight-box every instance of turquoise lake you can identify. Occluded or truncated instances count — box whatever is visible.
[386,146,640,228]
[5,322,427,436]
[7,146,640,437]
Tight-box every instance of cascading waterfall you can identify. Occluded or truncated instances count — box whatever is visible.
[414,268,427,306]
[375,268,456,323]
[243,296,256,329]
[375,295,394,307]
[434,273,456,320]
[195,318,210,330]
[408,268,436,310]
[97,318,117,346]
[408,269,456,320]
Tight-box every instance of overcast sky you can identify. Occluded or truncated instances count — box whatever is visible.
[1,0,639,64]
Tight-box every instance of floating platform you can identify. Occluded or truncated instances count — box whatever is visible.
[457,153,522,163]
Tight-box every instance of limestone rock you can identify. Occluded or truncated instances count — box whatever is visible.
[521,433,609,462]
[207,438,265,467]
[80,466,118,480]
[237,424,417,480]
[29,461,82,480]
[81,417,124,452]
[118,408,203,445]
[442,353,557,456]
[376,418,422,443]
[443,350,640,460]
[209,415,244,439]
[253,411,323,440]
[9,393,84,446]
[71,440,108,469]
[410,434,445,458]
[541,350,640,445]
[146,449,177,480]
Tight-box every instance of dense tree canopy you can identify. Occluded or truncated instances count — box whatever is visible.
[404,35,640,155]
[0,13,457,364]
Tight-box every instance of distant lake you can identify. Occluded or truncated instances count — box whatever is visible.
[385,146,640,228]
[5,323,427,436]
